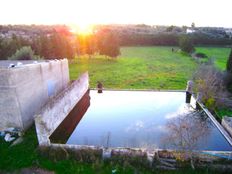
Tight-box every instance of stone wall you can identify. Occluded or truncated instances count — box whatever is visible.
[35,72,89,145]
[0,59,69,130]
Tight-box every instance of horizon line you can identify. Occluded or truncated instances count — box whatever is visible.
[0,23,232,29]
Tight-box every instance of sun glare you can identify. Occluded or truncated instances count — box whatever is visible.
[69,24,93,35]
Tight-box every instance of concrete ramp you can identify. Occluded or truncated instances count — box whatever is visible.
[35,72,89,145]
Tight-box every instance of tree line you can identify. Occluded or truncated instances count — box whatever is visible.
[0,25,232,60]
[118,33,232,46]
[0,28,120,60]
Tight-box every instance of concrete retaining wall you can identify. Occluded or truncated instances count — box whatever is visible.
[0,59,69,130]
[35,72,89,145]
[196,101,232,146]
[222,116,232,138]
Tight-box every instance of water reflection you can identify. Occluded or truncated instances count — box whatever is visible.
[49,90,90,143]
[161,111,211,150]
[53,90,232,151]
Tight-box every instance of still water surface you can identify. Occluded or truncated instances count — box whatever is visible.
[52,90,232,151]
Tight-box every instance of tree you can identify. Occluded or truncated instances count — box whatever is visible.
[76,34,97,58]
[166,25,175,32]
[97,30,120,58]
[9,46,39,60]
[226,48,232,92]
[191,22,195,28]
[162,111,210,169]
[192,64,232,110]
[226,48,232,73]
[0,35,26,59]
[179,35,195,53]
[39,35,52,59]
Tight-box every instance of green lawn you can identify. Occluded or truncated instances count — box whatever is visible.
[70,46,231,89]
[70,46,197,90]
[195,47,231,70]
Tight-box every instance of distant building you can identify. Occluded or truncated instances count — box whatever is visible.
[186,28,196,34]
[225,29,232,38]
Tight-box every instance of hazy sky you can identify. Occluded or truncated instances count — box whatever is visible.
[0,0,232,27]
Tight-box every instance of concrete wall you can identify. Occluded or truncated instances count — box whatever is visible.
[222,116,232,138]
[50,90,90,144]
[0,59,69,130]
[35,72,89,145]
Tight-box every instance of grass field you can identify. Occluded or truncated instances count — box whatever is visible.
[70,46,197,90]
[195,47,231,70]
[70,46,231,89]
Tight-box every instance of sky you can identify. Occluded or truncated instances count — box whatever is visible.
[0,0,232,28]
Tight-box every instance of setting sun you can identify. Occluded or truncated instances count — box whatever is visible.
[69,24,93,35]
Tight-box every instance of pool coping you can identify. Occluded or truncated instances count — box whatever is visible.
[196,101,232,146]
[91,88,186,92]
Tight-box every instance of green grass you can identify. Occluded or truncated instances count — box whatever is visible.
[70,46,231,89]
[70,46,197,90]
[195,47,231,70]
[215,108,232,119]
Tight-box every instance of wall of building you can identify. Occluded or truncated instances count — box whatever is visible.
[35,72,89,145]
[0,59,69,130]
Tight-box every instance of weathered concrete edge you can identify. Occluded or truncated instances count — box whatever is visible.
[196,100,232,146]
[222,117,232,138]
[45,143,232,162]
[35,72,89,146]
[91,88,185,92]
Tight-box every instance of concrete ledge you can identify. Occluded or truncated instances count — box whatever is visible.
[196,101,232,146]
[38,143,232,170]
[35,72,89,145]
[222,116,232,138]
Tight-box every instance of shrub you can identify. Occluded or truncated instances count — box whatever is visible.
[179,35,195,54]
[226,48,232,91]
[9,46,40,60]
[195,52,208,58]
[224,71,232,92]
[226,48,232,73]
[193,64,230,110]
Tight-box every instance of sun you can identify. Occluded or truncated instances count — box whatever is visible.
[69,23,93,35]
